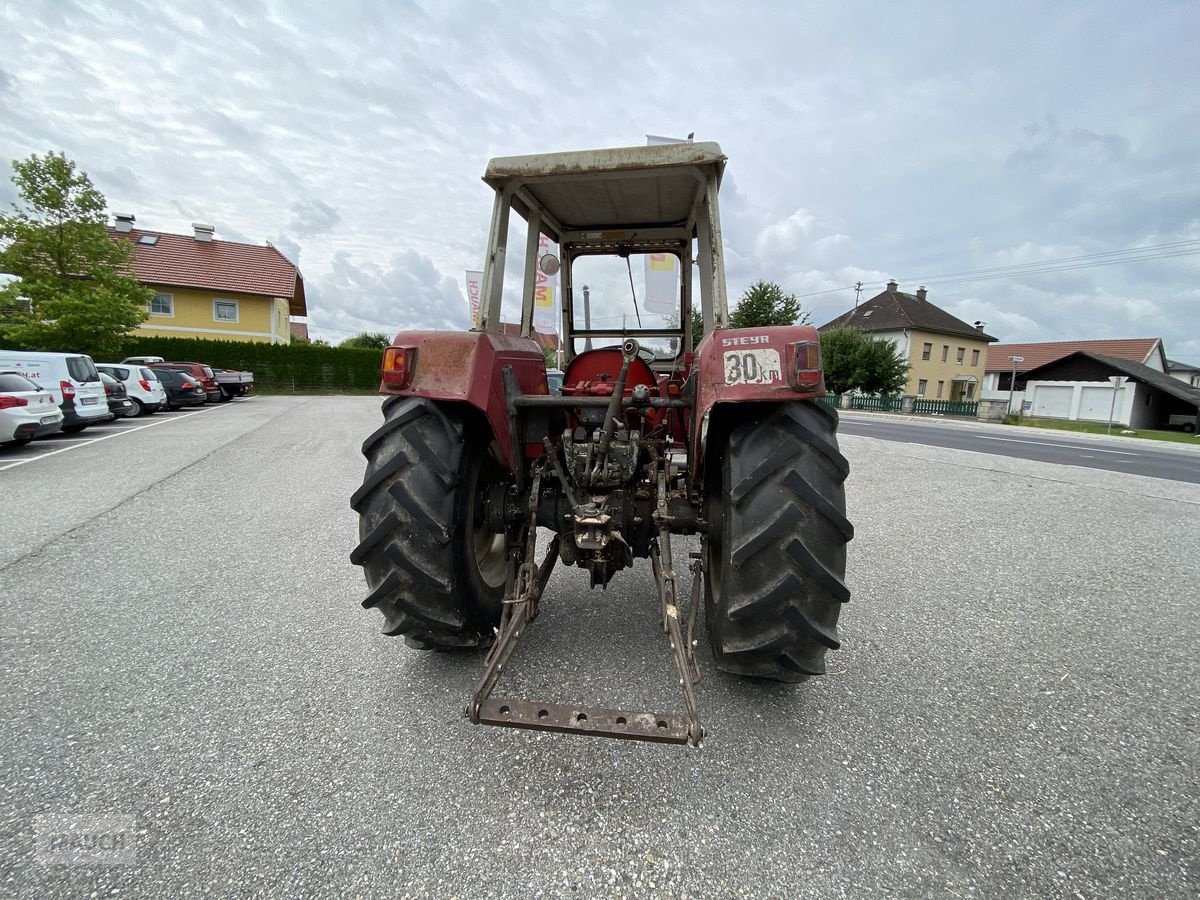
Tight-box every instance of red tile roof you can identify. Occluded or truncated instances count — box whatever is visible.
[984,338,1161,373]
[289,321,310,341]
[109,227,306,317]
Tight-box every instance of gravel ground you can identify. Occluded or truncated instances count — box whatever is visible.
[1,396,1196,898]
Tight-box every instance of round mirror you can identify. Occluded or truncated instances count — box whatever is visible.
[539,253,560,276]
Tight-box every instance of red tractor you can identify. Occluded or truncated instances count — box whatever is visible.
[351,142,852,746]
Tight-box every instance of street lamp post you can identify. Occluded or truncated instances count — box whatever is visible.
[1008,355,1024,417]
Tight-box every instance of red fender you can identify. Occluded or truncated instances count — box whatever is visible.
[690,325,827,478]
[380,331,547,470]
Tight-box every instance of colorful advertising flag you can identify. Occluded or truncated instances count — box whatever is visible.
[644,252,678,314]
[533,234,558,331]
[465,269,483,327]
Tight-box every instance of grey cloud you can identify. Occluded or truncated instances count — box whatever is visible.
[272,235,302,267]
[308,249,468,337]
[0,68,14,96]
[287,199,340,237]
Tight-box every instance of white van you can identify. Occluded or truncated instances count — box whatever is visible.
[0,350,110,432]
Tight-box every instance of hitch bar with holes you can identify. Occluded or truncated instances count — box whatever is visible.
[467,458,705,747]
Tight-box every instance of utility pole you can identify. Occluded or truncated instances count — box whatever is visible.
[854,281,863,307]
[582,284,593,351]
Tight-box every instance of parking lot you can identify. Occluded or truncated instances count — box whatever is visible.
[0,397,254,471]
[1,396,1197,898]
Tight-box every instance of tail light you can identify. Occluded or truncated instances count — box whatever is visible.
[60,380,75,400]
[786,341,823,393]
[104,383,113,396]
[381,346,417,390]
[139,379,151,391]
[0,395,29,409]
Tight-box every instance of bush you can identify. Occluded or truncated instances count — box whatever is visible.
[114,336,382,392]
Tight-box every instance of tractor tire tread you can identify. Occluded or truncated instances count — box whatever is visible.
[706,401,852,682]
[351,397,486,648]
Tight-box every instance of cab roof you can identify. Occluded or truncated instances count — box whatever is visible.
[483,142,726,235]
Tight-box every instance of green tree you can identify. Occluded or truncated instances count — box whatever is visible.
[692,280,810,345]
[338,331,392,350]
[730,280,810,329]
[0,151,150,356]
[820,327,909,396]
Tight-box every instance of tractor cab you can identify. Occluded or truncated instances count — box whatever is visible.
[475,142,731,376]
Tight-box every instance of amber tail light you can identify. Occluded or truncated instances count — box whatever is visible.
[787,341,823,392]
[381,346,417,390]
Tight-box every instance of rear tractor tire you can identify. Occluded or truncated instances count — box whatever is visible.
[704,401,854,682]
[350,397,510,649]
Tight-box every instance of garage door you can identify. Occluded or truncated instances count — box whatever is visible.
[1078,385,1123,422]
[1031,385,1073,418]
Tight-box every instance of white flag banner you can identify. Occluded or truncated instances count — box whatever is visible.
[643,251,678,314]
[533,233,558,331]
[643,135,684,314]
[465,269,483,327]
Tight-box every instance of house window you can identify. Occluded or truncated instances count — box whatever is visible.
[941,345,949,362]
[936,380,944,398]
[956,347,965,364]
[214,299,240,323]
[149,292,173,316]
[922,342,932,361]
[917,379,928,397]
[971,348,980,366]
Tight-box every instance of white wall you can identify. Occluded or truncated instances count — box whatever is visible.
[1023,380,1135,426]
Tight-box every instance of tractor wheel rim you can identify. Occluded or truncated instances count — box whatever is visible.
[473,523,507,589]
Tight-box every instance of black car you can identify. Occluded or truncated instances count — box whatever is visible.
[99,372,137,418]
[152,369,206,409]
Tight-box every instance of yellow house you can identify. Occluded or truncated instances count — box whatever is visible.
[109,217,306,344]
[820,281,996,399]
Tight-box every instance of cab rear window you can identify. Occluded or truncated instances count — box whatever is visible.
[66,356,100,382]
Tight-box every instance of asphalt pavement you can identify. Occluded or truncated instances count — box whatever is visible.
[838,412,1200,484]
[1,396,1197,898]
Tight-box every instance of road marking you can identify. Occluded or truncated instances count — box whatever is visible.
[973,435,1137,455]
[0,404,234,471]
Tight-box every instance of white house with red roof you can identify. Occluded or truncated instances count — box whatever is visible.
[980,337,1200,428]
[109,215,307,344]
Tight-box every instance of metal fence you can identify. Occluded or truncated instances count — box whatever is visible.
[850,395,903,411]
[912,398,978,416]
[817,394,841,410]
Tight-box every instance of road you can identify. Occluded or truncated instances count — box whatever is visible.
[1,397,1197,897]
[839,413,1200,483]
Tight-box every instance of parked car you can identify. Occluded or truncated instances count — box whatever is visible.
[96,363,169,416]
[152,369,207,409]
[99,372,138,418]
[0,372,64,445]
[148,362,221,403]
[0,350,109,432]
[122,357,254,401]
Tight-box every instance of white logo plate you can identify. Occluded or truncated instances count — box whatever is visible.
[723,349,782,386]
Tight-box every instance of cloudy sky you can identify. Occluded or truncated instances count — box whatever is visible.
[1,1,1197,362]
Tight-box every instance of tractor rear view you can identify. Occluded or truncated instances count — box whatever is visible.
[351,142,852,746]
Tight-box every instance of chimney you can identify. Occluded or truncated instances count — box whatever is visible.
[192,223,215,243]
[114,213,135,233]
[916,286,927,301]
[886,279,898,292]
[973,320,987,332]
